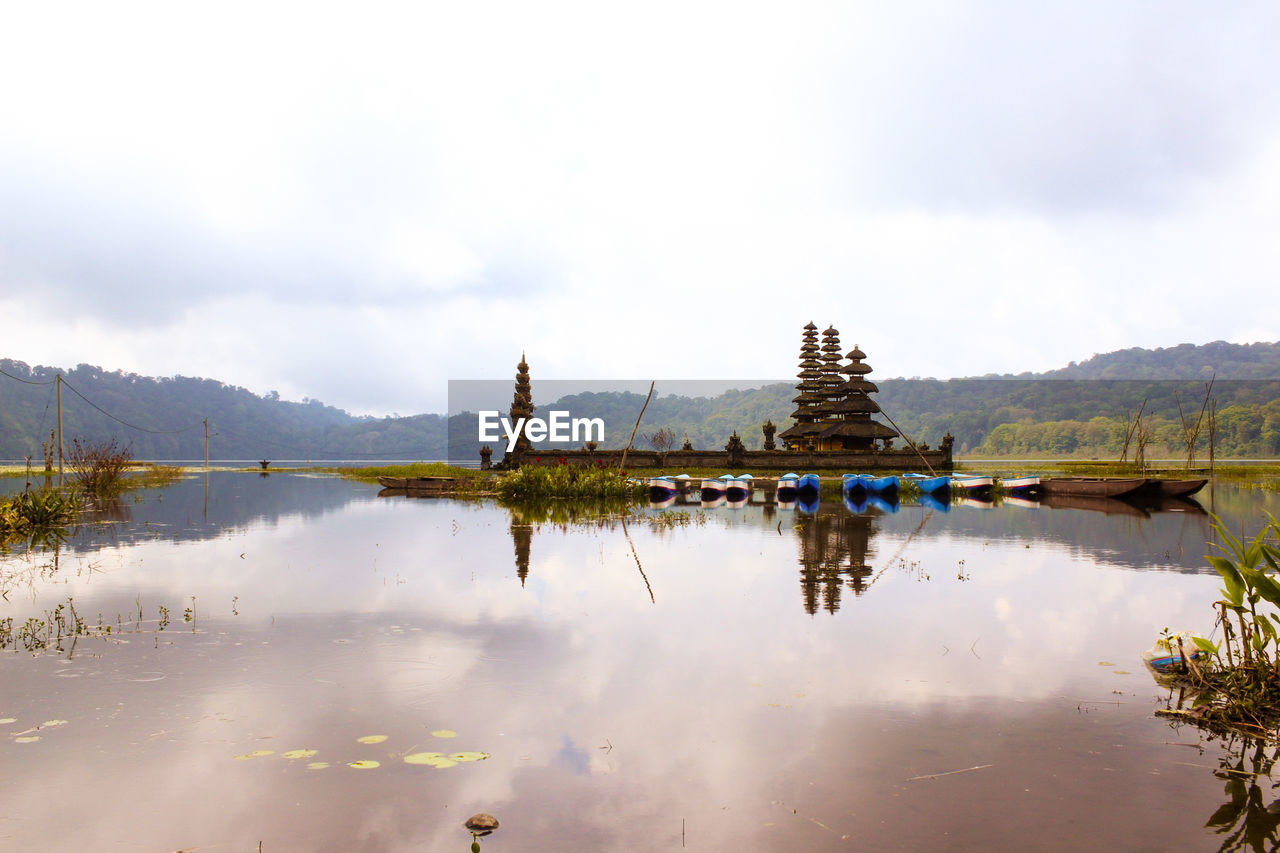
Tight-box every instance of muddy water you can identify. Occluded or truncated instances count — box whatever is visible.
[2,473,1279,851]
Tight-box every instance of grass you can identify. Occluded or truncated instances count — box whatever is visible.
[324,462,490,483]
[496,465,645,501]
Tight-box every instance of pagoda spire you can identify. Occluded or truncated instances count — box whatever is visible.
[505,352,535,462]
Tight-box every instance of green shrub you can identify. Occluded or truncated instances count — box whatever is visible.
[496,465,645,501]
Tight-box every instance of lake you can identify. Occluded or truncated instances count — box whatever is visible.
[3,472,1279,851]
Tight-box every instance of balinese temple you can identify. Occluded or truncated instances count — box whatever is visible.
[777,323,826,448]
[779,324,899,451]
[502,353,535,466]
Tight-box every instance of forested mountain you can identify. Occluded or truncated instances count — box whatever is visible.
[0,360,447,460]
[3,340,1279,462]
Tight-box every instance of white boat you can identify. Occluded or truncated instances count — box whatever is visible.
[1002,476,1042,495]
[648,476,677,501]
[726,474,753,501]
[700,477,727,501]
[951,475,995,496]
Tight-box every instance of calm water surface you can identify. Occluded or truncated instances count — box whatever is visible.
[3,473,1280,852]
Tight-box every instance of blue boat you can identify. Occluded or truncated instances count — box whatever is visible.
[905,473,951,496]
[868,475,899,496]
[796,473,821,499]
[842,473,871,497]
[797,495,820,514]
[776,472,800,501]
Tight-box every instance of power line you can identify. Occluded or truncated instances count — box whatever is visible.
[0,367,56,386]
[58,375,203,436]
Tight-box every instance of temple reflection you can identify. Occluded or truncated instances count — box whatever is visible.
[793,503,880,615]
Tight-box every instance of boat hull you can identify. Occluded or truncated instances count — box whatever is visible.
[1041,477,1148,498]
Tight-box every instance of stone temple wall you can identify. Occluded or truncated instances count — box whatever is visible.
[510,447,952,471]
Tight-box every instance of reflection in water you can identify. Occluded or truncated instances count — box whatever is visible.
[1200,733,1280,852]
[794,506,876,614]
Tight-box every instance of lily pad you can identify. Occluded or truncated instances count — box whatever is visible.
[282,749,319,759]
[41,720,68,727]
[0,718,16,725]
[357,735,388,744]
[234,750,275,760]
[307,762,329,770]
[404,752,456,768]
[15,736,41,743]
[449,752,490,763]
[431,729,457,738]
[348,760,380,769]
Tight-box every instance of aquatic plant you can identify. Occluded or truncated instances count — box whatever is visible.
[1159,515,1280,737]
[65,437,133,497]
[0,488,80,549]
[496,464,645,501]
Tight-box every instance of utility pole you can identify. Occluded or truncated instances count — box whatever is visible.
[204,417,210,469]
[56,373,64,484]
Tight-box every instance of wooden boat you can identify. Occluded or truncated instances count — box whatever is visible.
[1001,476,1042,495]
[377,476,464,493]
[796,473,821,499]
[1040,477,1148,498]
[1147,478,1208,498]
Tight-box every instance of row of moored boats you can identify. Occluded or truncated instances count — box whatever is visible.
[648,473,1207,504]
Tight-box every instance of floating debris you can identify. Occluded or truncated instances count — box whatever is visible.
[234,750,275,760]
[356,735,388,744]
[307,762,329,770]
[432,729,457,738]
[465,814,500,835]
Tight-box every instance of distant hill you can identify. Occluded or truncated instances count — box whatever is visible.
[2,340,1278,462]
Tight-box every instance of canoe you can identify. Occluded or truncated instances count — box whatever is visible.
[648,476,677,501]
[777,472,800,500]
[842,473,871,496]
[868,475,899,496]
[1149,478,1208,498]
[377,476,463,492]
[867,494,900,514]
[951,475,995,496]
[725,474,753,501]
[1040,477,1148,498]
[796,473,821,499]
[843,493,868,514]
[906,474,951,496]
[700,478,727,501]
[1002,476,1042,495]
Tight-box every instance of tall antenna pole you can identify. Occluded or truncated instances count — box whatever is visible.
[56,373,64,484]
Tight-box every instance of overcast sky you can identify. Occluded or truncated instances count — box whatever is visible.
[2,1,1277,416]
